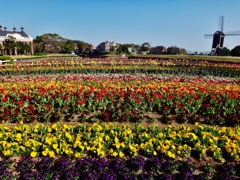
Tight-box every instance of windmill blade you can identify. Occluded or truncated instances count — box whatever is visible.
[224,31,240,35]
[204,34,213,38]
[219,16,224,32]
[224,33,240,36]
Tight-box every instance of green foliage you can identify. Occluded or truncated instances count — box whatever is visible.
[116,44,130,54]
[61,40,75,53]
[230,45,240,56]
[34,33,66,53]
[74,40,89,53]
[34,52,49,56]
[15,42,31,54]
[0,56,12,60]
[141,42,151,52]
[217,47,230,56]
[180,48,187,55]
[2,36,31,55]
[0,44,2,54]
[167,46,181,55]
[0,56,13,64]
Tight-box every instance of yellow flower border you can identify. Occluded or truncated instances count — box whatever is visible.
[0,123,239,163]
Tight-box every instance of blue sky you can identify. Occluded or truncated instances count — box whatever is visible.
[1,0,240,52]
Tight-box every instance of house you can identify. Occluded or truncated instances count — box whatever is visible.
[150,46,167,54]
[0,26,34,55]
[96,41,117,53]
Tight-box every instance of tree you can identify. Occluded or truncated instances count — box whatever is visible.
[0,44,2,55]
[61,39,75,53]
[23,43,31,54]
[74,41,89,54]
[216,47,230,56]
[4,36,17,55]
[179,48,187,55]
[167,46,180,55]
[33,33,65,53]
[230,46,240,56]
[141,42,151,52]
[116,44,129,54]
[16,42,25,55]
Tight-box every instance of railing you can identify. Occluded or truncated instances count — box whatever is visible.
[0,60,10,65]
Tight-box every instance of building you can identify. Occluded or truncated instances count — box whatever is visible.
[150,46,167,54]
[0,26,34,55]
[96,41,117,53]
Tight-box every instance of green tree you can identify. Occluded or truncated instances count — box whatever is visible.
[167,46,180,55]
[33,33,65,53]
[15,42,31,54]
[23,43,31,54]
[216,47,230,56]
[0,44,2,55]
[61,39,76,53]
[230,46,240,56]
[180,48,187,55]
[4,36,17,55]
[74,41,89,53]
[117,44,129,53]
[141,42,151,52]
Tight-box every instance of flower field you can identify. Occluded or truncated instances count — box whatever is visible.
[0,57,240,179]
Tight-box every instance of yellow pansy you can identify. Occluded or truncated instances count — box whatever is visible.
[30,151,38,158]
[119,151,124,158]
[112,151,118,157]
[105,135,110,141]
[49,151,55,157]
[53,144,58,149]
[74,152,81,158]
[42,148,49,156]
[153,151,157,156]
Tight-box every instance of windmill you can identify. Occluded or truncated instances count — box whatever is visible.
[204,16,240,55]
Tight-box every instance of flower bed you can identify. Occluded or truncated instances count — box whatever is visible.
[0,123,239,162]
[1,58,240,77]
[0,74,239,125]
[0,58,239,179]
[1,156,240,179]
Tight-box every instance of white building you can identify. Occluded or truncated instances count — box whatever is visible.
[96,41,118,53]
[0,26,34,55]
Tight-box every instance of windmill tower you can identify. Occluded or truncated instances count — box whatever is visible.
[204,16,240,55]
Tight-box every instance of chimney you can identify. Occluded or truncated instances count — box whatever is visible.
[4,27,7,31]
[13,27,16,32]
[21,27,24,32]
[0,25,2,31]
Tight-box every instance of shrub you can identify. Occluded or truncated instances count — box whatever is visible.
[34,52,49,56]
[0,56,13,64]
[0,56,12,60]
